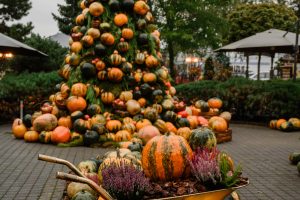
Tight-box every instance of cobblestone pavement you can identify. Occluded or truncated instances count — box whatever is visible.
[0,124,300,200]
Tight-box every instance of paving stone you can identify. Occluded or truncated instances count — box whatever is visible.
[1,123,300,199]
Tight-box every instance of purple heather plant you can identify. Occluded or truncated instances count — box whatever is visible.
[188,147,221,185]
[102,161,150,200]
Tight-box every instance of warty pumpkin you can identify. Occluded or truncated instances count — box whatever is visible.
[142,132,193,181]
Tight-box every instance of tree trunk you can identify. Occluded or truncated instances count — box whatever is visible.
[167,40,176,79]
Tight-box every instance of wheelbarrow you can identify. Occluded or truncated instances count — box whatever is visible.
[38,154,249,200]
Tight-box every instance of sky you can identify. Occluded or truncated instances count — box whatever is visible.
[19,0,61,37]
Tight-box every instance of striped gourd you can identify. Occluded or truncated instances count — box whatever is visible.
[109,50,122,65]
[142,132,193,181]
[117,38,129,52]
[189,127,216,150]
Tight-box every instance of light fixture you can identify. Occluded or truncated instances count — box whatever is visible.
[185,57,192,63]
[0,52,14,59]
[192,57,199,63]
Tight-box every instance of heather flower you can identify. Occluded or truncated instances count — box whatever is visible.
[188,147,221,185]
[102,161,150,200]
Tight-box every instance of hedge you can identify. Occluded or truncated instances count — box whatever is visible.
[0,71,62,122]
[175,78,300,122]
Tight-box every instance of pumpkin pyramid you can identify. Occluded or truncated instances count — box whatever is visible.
[12,0,230,147]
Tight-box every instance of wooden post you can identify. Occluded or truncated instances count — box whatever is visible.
[270,54,274,79]
[246,54,249,79]
[294,20,299,81]
[20,100,23,120]
[257,53,261,81]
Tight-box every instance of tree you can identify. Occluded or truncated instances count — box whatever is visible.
[9,34,68,72]
[52,0,81,34]
[148,0,234,78]
[227,3,298,43]
[204,57,215,80]
[0,0,33,41]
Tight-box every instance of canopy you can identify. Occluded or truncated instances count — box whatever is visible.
[0,33,47,57]
[215,29,299,54]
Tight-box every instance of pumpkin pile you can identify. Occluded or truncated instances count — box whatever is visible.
[11,0,232,147]
[269,118,300,132]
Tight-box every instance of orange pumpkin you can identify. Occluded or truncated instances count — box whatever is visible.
[70,41,83,53]
[24,131,39,142]
[114,13,128,27]
[106,120,122,132]
[101,92,115,105]
[60,83,70,99]
[145,55,159,68]
[191,106,200,116]
[66,96,87,112]
[137,125,160,145]
[197,116,208,126]
[87,28,101,39]
[138,98,147,107]
[12,120,27,139]
[58,116,72,129]
[143,73,157,84]
[51,126,71,143]
[187,116,198,129]
[136,119,152,131]
[123,117,135,124]
[75,14,85,25]
[126,100,141,115]
[108,68,123,82]
[119,91,133,102]
[118,141,133,149]
[101,33,115,46]
[208,97,223,109]
[176,127,192,141]
[276,119,287,129]
[134,1,150,15]
[122,123,136,134]
[210,117,228,132]
[115,130,132,142]
[95,60,106,71]
[71,83,87,97]
[152,104,163,113]
[54,92,66,108]
[81,35,94,47]
[165,122,177,133]
[89,2,104,17]
[122,28,134,40]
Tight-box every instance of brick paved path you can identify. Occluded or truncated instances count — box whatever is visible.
[0,124,299,200]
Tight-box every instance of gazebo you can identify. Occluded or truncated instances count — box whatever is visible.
[215,29,299,80]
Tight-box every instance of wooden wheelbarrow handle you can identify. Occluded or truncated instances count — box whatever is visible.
[56,172,113,200]
[38,154,84,177]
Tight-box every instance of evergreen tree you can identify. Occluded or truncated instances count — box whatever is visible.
[0,0,33,41]
[52,0,81,34]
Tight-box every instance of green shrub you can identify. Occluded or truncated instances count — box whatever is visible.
[175,78,300,122]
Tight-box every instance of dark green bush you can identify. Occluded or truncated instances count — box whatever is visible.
[175,78,300,122]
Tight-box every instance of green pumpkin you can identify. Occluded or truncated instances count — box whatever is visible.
[73,119,89,134]
[91,123,108,135]
[152,89,164,103]
[71,111,84,122]
[87,104,102,116]
[140,83,152,96]
[83,130,99,146]
[144,107,158,122]
[23,114,32,128]
[175,117,190,128]
[121,62,133,74]
[189,127,217,150]
[195,100,210,112]
[128,142,143,152]
[153,119,168,133]
[71,190,96,200]
[163,111,178,122]
[81,62,97,79]
[280,121,293,132]
[289,152,300,165]
[39,131,52,143]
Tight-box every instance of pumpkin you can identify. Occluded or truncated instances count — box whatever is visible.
[70,111,84,122]
[24,131,39,142]
[177,127,192,141]
[208,97,223,109]
[118,141,133,149]
[87,104,102,116]
[23,114,32,128]
[137,18,147,30]
[210,117,228,132]
[94,59,106,71]
[123,117,135,124]
[189,127,217,150]
[269,120,278,129]
[197,116,209,126]
[73,119,90,134]
[97,70,107,81]
[67,182,96,199]
[58,116,72,129]
[121,62,133,74]
[143,107,158,122]
[137,98,147,107]
[51,126,71,143]
[143,73,157,84]
[152,104,163,114]
[114,13,128,27]
[162,99,174,111]
[280,121,293,132]
[87,28,101,39]
[75,14,85,26]
[135,51,146,64]
[70,41,83,53]
[92,123,108,135]
[169,87,176,96]
[122,28,134,40]
[100,33,115,46]
[59,64,71,80]
[122,123,136,134]
[137,125,160,145]
[89,2,104,17]
[165,122,177,133]
[109,0,121,11]
[83,130,99,146]
[90,114,106,126]
[135,119,152,131]
[33,114,58,132]
[289,118,300,130]
[134,1,150,15]
[152,90,163,103]
[142,132,193,181]
[289,152,300,165]
[195,100,210,112]
[108,67,123,82]
[115,130,132,142]
[145,55,159,68]
[66,96,87,112]
[101,92,115,104]
[39,131,52,143]
[163,111,178,122]
[126,99,141,115]
[119,91,133,102]
[117,38,129,52]
[81,62,97,79]
[122,0,134,12]
[128,142,143,152]
[187,116,198,129]
[175,117,190,128]
[69,53,81,66]
[153,119,168,134]
[109,50,122,66]
[220,111,232,122]
[12,120,27,139]
[71,83,87,97]
[81,35,94,47]
[60,83,70,99]
[72,190,96,200]
[54,92,66,108]
[106,120,122,132]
